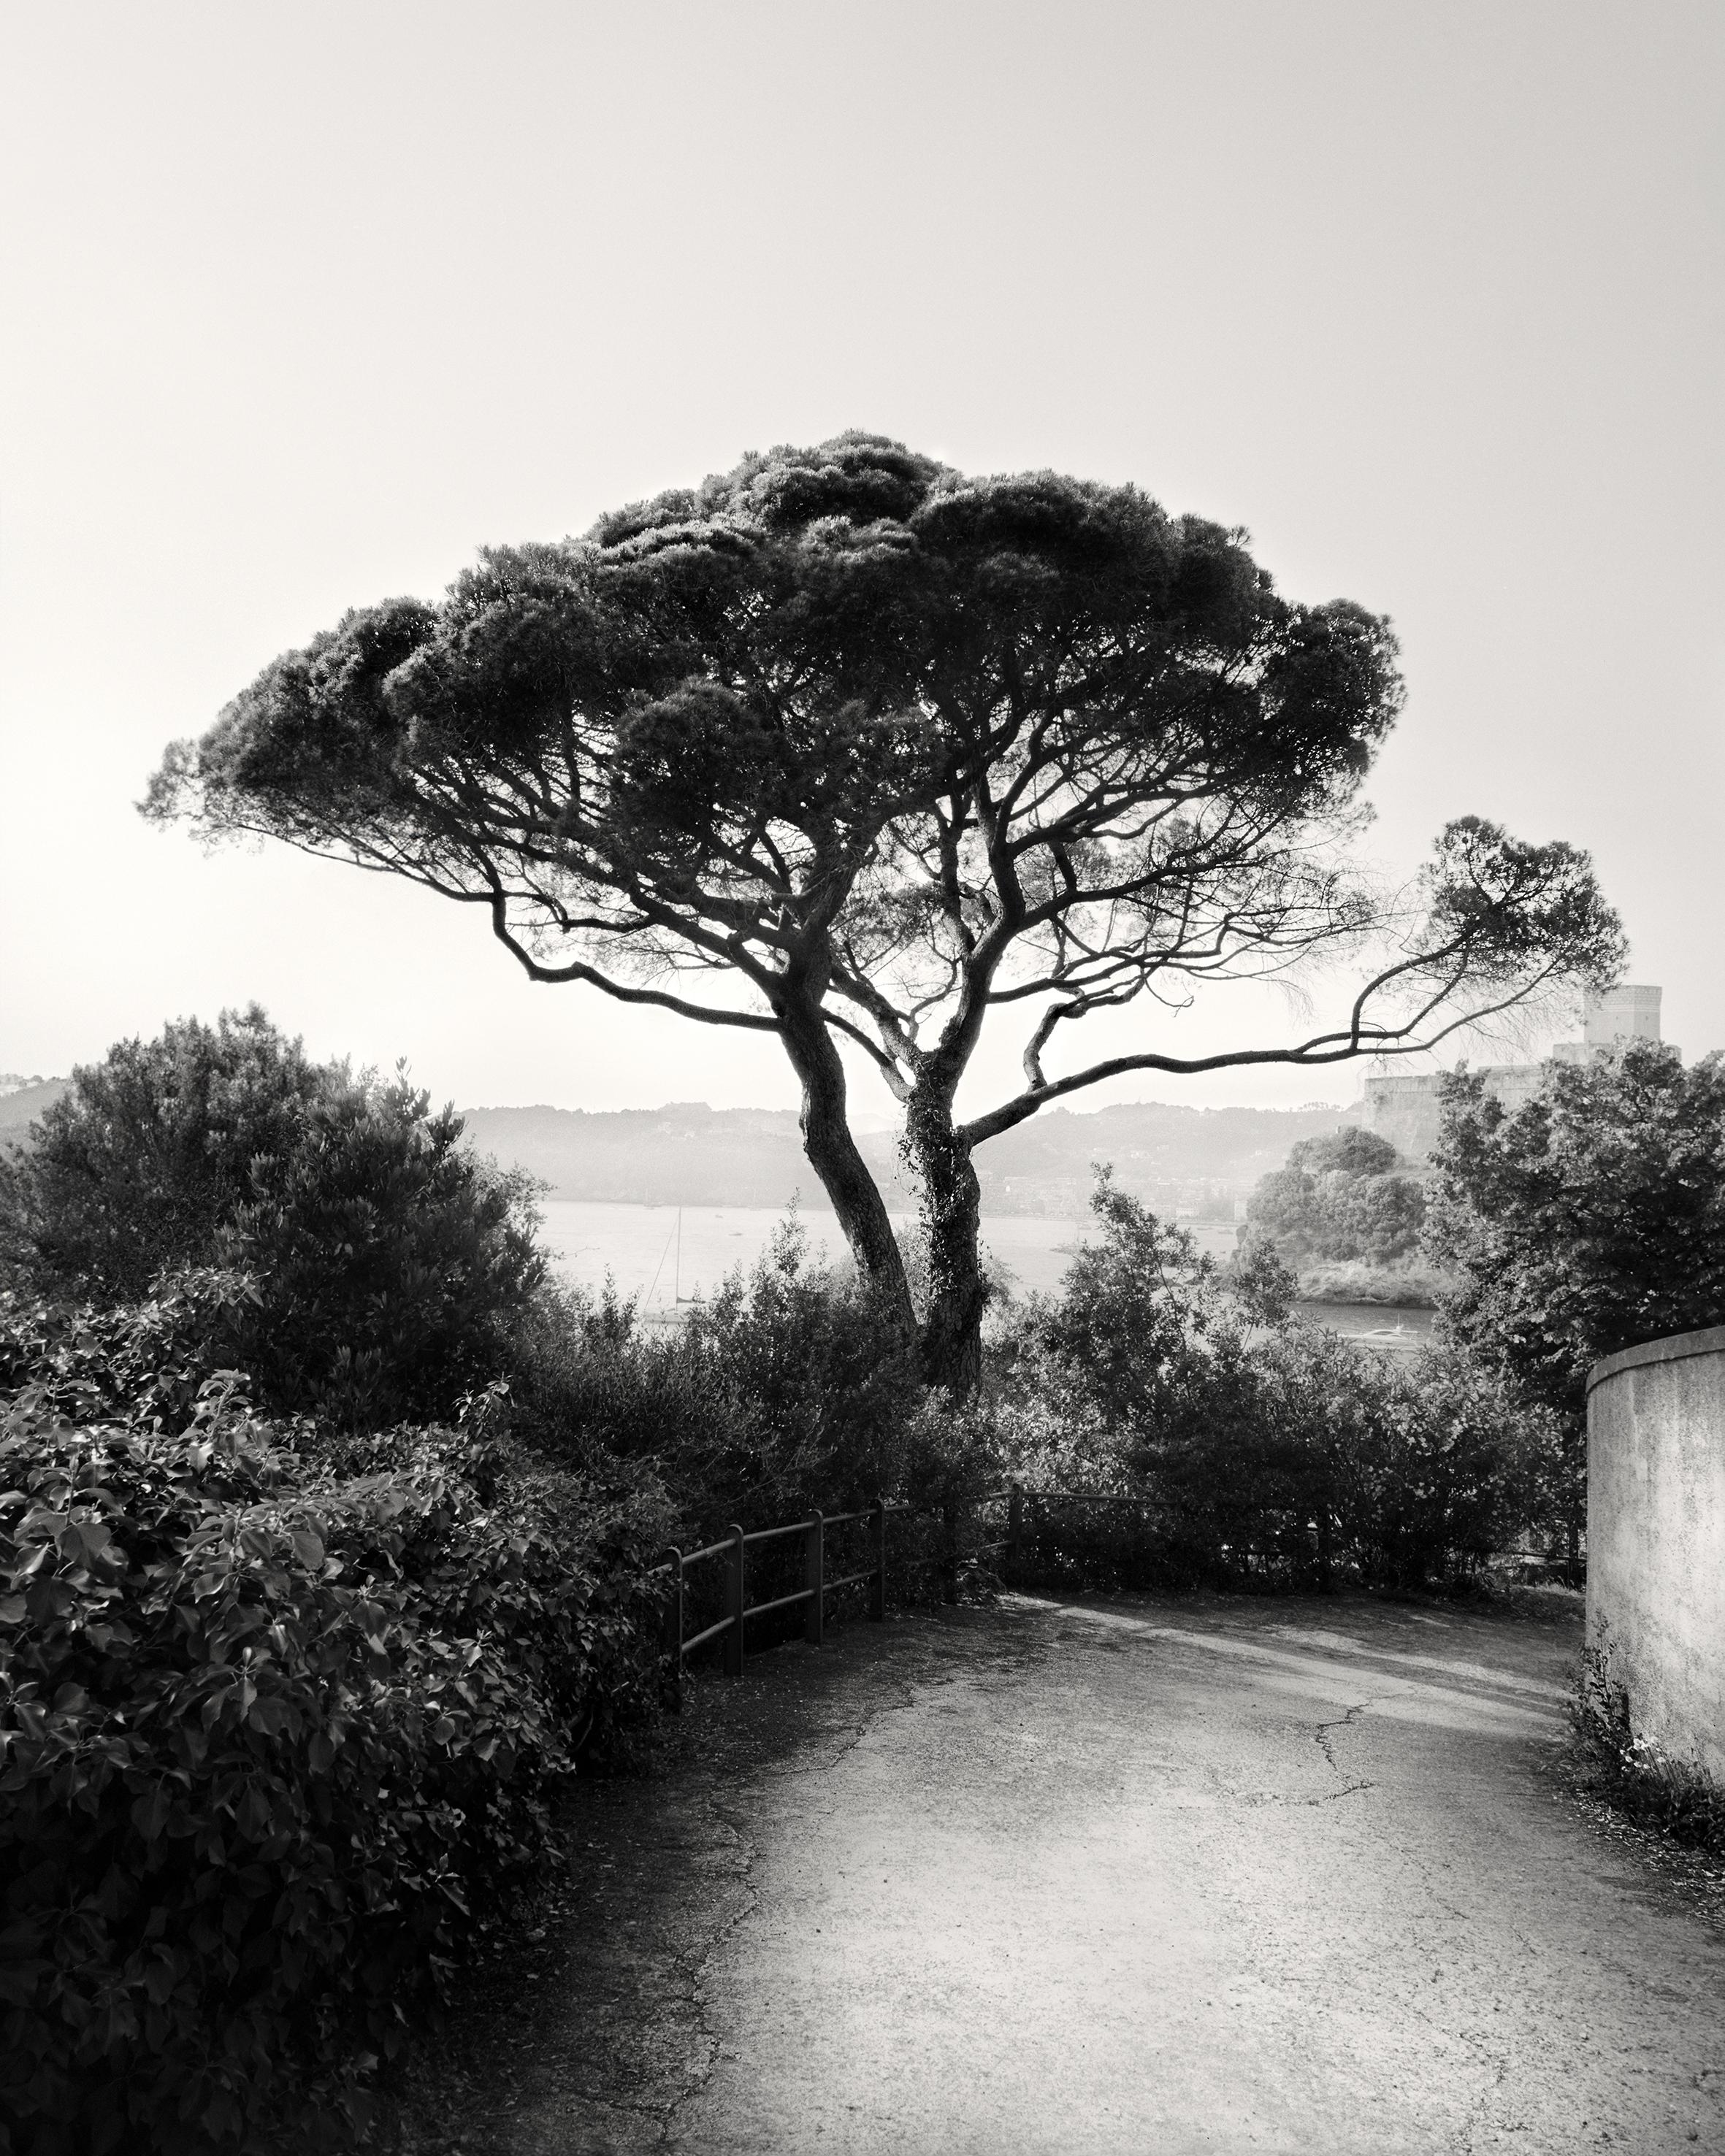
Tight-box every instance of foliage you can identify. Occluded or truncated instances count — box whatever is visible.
[0,1269,266,1438]
[994,1174,1559,1589]
[1,1011,544,1427]
[1290,1260,1447,1307]
[0,1009,323,1300]
[218,1070,544,1426]
[508,1217,922,1534]
[1239,1124,1427,1270]
[146,433,1623,1388]
[0,1288,670,2155]
[1425,1041,1725,1426]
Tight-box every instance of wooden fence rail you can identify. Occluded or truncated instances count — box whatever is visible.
[662,1481,1569,1703]
[662,1484,1163,1695]
[662,1500,894,1697]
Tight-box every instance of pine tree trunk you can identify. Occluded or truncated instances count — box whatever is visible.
[905,1087,987,1396]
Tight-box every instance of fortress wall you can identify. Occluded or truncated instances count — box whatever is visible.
[1359,1065,1548,1165]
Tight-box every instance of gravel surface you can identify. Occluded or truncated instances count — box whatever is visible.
[388,1590,1725,2155]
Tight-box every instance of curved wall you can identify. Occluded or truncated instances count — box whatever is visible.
[1587,1325,1725,1784]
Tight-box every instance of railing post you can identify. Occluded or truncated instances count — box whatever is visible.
[724,1522,746,1679]
[661,1546,685,1711]
[805,1511,825,1646]
[869,1499,886,1622]
[941,1498,960,1606]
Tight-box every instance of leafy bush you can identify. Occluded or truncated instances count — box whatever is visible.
[0,1270,265,1438]
[0,1011,544,1427]
[1262,1326,1556,1589]
[219,1073,543,1425]
[1291,1259,1447,1307]
[0,1010,324,1300]
[993,1173,1560,1590]
[1423,1042,1725,1561]
[508,1217,922,1535]
[0,1289,670,2155]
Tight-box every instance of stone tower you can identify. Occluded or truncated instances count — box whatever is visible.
[1583,983,1661,1048]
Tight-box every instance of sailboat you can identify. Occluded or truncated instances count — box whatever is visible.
[644,1208,707,1319]
[675,1208,707,1307]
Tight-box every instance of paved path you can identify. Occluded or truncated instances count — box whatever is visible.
[397,1595,1725,2155]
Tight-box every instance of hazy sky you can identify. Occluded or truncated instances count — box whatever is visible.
[3,2,1719,1121]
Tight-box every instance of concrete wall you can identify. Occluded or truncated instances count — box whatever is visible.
[1587,1326,1725,1786]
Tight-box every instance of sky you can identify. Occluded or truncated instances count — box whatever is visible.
[2,1,1720,1124]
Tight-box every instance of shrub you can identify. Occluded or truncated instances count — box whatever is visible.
[0,1010,544,1427]
[0,1293,670,2155]
[0,1270,264,1438]
[508,1217,922,1535]
[218,1073,543,1426]
[1261,1327,1558,1590]
[1290,1259,1447,1307]
[0,1010,324,1300]
[1423,1042,1725,1562]
[1426,1040,1725,1423]
[993,1173,1561,1590]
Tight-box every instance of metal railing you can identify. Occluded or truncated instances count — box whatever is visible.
[662,1501,894,1694]
[980,1483,1561,1586]
[982,1482,1154,1551]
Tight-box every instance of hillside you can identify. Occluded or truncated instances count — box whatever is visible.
[0,1080,68,1140]
[968,1100,1352,1216]
[459,1102,818,1209]
[4,1080,1355,1219]
[459,1097,1355,1218]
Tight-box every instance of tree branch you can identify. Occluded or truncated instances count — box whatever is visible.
[963,971,1565,1147]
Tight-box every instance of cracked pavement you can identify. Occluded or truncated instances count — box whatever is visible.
[391,1592,1725,2154]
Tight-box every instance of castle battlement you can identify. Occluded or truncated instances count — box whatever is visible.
[1356,986,1663,1162]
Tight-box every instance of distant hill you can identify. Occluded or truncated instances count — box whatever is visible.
[1,1079,1356,1219]
[0,1080,68,1141]
[459,1102,820,1209]
[968,1099,1354,1216]
[458,1097,1355,1219]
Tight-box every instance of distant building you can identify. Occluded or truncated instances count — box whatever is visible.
[1550,983,1662,1064]
[1357,986,1665,1164]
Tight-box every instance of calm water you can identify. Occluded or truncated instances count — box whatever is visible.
[535,1200,1432,1351]
[535,1200,1103,1305]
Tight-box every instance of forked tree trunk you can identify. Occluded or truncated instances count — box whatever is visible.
[777,1002,917,1341]
[779,996,990,1395]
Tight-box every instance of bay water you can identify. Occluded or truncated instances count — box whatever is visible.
[535,1199,1434,1351]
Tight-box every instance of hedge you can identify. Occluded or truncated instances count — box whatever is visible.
[0,1289,670,2154]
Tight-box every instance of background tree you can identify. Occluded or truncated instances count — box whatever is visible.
[1,1010,543,1422]
[1239,1125,1427,1271]
[1426,1042,1725,1416]
[1425,1041,1725,1558]
[146,434,1623,1390]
